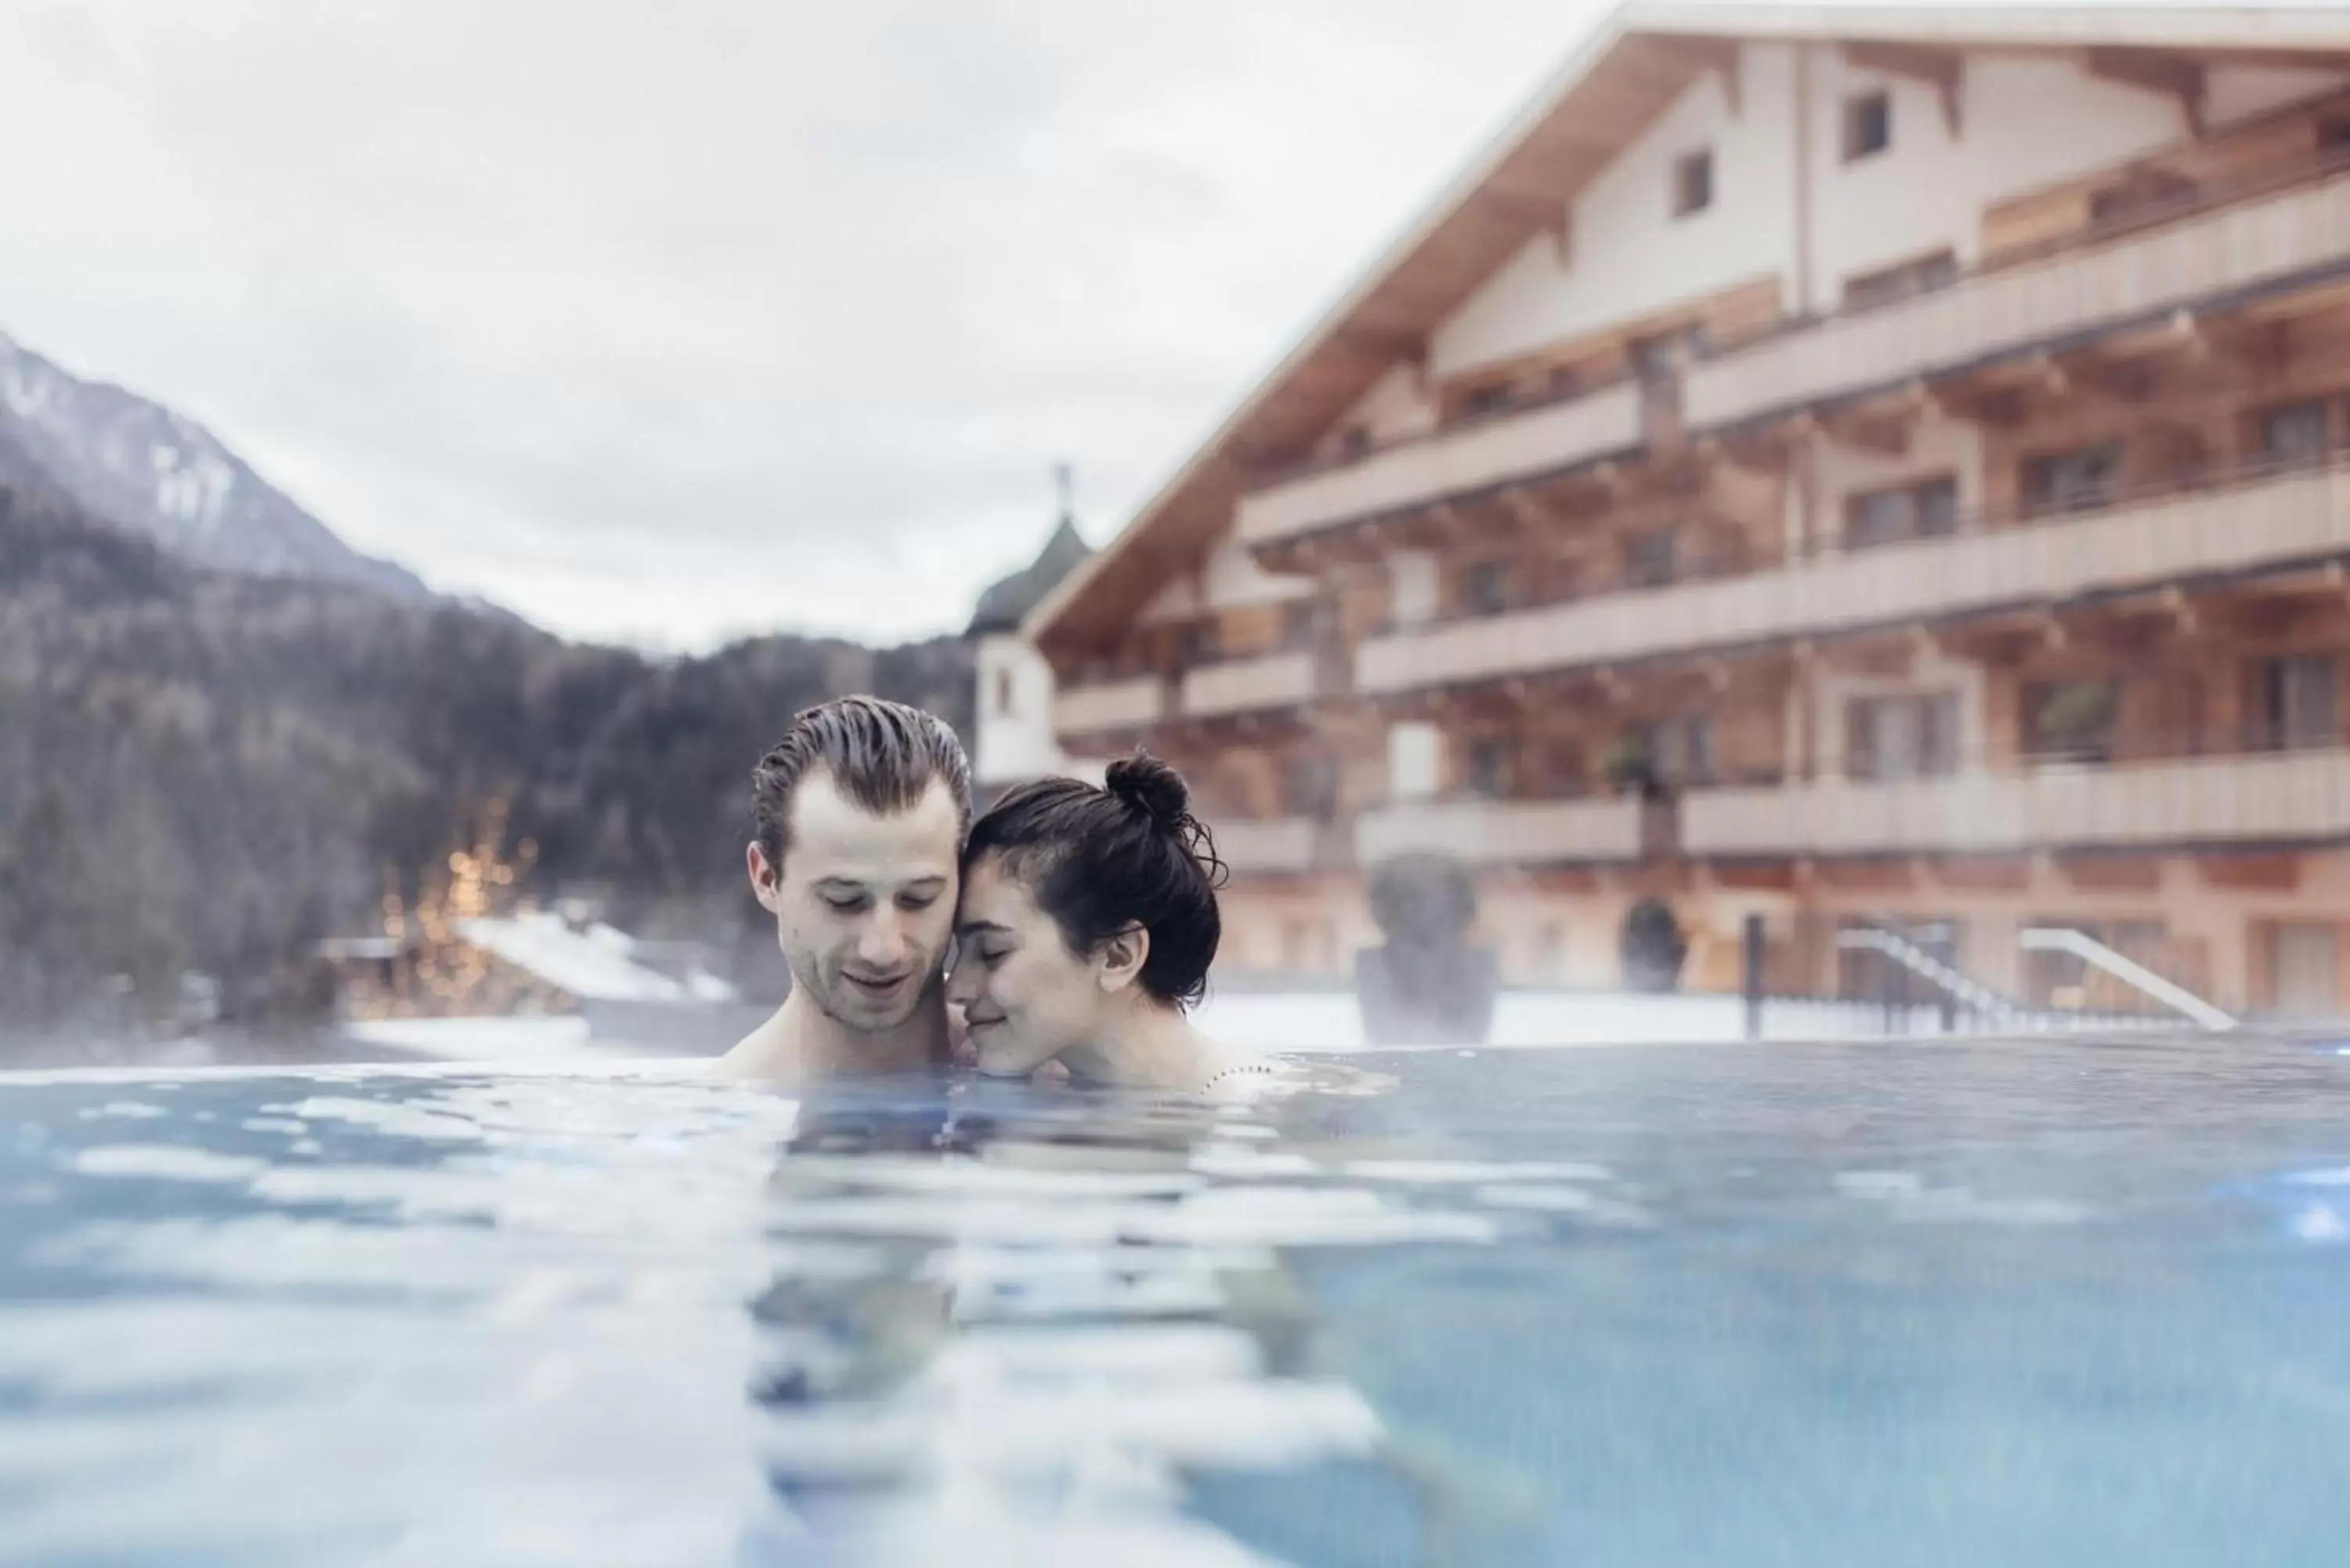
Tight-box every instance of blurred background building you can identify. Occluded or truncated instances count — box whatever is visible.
[980,2,2350,1018]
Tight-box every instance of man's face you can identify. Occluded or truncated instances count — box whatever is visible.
[748,768,962,1033]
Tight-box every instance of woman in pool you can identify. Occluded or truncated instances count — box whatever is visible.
[946,752,1280,1097]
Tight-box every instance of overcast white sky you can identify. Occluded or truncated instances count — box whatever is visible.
[0,0,1634,649]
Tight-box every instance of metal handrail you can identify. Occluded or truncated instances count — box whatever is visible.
[2019,927,2236,1031]
[1832,926,2026,1028]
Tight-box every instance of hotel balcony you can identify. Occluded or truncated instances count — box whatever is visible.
[1235,381,1645,551]
[1208,816,1325,875]
[1354,794,1650,867]
[1180,649,1318,719]
[1354,463,2350,697]
[1684,172,2350,432]
[1683,748,2350,859]
[1054,674,1165,739]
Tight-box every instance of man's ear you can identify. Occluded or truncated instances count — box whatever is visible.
[747,842,781,913]
[1096,922,1151,994]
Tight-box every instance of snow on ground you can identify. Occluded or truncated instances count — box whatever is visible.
[339,1015,614,1064]
[456,913,736,1005]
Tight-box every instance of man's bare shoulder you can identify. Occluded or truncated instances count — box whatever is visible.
[711,1008,797,1082]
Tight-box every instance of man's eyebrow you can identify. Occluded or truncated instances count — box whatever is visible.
[902,876,949,891]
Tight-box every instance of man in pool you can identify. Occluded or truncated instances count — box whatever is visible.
[715,695,971,1084]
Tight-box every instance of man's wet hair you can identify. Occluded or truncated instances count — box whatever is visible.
[751,695,972,869]
[964,750,1224,1008]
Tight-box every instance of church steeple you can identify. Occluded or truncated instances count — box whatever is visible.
[964,463,1096,636]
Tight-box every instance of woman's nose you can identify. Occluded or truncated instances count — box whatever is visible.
[944,949,981,1003]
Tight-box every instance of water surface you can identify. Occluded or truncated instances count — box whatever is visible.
[3,1033,2348,1566]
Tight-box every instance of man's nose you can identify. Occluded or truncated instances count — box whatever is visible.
[858,909,911,969]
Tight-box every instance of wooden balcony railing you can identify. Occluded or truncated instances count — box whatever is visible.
[1235,381,1645,549]
[1353,794,1646,866]
[1682,747,2350,858]
[1180,649,1318,718]
[1206,816,1323,874]
[1053,674,1164,738]
[1355,464,2350,696]
[1684,171,2350,430]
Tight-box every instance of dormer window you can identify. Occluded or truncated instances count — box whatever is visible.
[1672,149,1714,217]
[1842,91,1892,161]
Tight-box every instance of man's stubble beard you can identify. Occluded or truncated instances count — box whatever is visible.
[786,937,944,1035]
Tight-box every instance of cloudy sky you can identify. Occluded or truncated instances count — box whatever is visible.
[0,0,1614,649]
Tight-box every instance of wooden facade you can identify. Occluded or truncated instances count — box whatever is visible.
[1016,9,2350,1017]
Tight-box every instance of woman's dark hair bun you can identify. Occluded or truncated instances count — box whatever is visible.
[961,748,1226,1009]
[1104,752,1190,833]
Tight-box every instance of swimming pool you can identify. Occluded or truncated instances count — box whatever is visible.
[3,1031,2348,1566]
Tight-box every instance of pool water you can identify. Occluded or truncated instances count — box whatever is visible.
[4,1033,2349,1566]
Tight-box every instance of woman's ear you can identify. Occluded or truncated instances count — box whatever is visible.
[1095,921,1151,994]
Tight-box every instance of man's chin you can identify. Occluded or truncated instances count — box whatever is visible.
[823,981,935,1033]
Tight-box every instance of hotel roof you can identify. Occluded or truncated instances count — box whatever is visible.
[1025,2,2350,650]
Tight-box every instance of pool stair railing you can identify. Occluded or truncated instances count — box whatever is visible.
[2017,927,2238,1031]
[1832,925,2030,1031]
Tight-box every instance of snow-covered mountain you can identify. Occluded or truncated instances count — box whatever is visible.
[0,330,428,600]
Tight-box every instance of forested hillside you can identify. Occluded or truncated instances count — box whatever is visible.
[0,483,973,1026]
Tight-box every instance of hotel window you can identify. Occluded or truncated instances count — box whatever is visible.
[1177,619,1220,667]
[1622,528,1679,588]
[1672,149,1714,218]
[1284,753,1341,817]
[1461,559,1511,617]
[2020,442,2121,516]
[2251,653,2337,751]
[1336,423,1372,460]
[2257,399,2330,464]
[1458,381,1520,420]
[1842,90,1892,161]
[1846,475,1958,548]
[2088,166,2196,228]
[1281,599,1321,649]
[1643,714,1716,786]
[1842,249,1958,310]
[1846,692,1961,779]
[2265,922,2342,1018]
[1388,721,1442,799]
[2022,678,2120,764]
[1466,736,1513,798]
[1529,736,1588,795]
[992,669,1015,715]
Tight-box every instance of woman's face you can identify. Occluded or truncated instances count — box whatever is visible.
[946,852,1112,1077]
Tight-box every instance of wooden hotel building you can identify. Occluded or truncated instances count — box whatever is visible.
[984,2,2350,1017]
